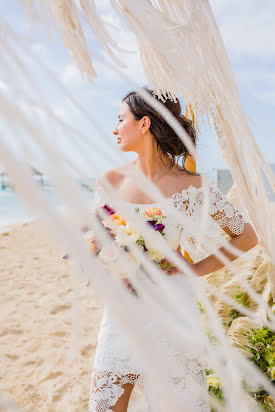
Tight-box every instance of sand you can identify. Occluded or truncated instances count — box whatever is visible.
[0,220,148,412]
[0,220,105,411]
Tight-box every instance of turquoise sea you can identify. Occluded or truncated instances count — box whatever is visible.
[0,187,57,227]
[0,183,94,227]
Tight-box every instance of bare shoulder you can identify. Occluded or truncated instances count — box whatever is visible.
[175,170,202,190]
[190,173,203,189]
[99,162,133,189]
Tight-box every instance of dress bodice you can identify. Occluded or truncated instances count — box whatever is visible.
[94,181,247,263]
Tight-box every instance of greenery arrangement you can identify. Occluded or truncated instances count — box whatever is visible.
[228,290,251,327]
[206,369,224,403]
[248,327,275,381]
[204,283,275,411]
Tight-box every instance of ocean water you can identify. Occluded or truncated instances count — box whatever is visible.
[0,186,94,228]
[0,187,57,227]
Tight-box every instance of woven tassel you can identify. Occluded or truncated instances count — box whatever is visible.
[227,317,262,358]
[46,0,96,83]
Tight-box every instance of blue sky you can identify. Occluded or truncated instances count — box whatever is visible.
[0,0,275,178]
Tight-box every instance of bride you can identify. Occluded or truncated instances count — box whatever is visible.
[88,89,258,411]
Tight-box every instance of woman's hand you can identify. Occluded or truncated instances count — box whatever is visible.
[122,277,137,296]
[90,238,100,255]
[102,220,117,239]
[161,254,195,276]
[84,216,117,256]
[160,258,179,275]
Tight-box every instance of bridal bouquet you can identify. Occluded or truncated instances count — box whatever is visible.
[102,203,174,271]
[62,203,175,274]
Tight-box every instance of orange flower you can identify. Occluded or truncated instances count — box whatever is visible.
[144,207,162,217]
[184,250,193,263]
[90,238,99,254]
[111,213,126,226]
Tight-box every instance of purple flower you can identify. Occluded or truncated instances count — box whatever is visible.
[154,223,165,231]
[63,254,69,259]
[147,220,157,227]
[103,204,115,215]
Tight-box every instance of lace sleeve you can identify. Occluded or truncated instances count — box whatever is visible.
[206,184,247,236]
[171,184,247,237]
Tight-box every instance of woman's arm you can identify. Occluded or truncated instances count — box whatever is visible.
[193,222,258,276]
[193,184,258,276]
[166,223,258,277]
[166,184,258,277]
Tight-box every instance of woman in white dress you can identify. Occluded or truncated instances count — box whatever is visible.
[88,89,258,411]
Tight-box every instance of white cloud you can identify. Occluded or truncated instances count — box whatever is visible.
[59,8,147,88]
[110,98,121,109]
[263,72,275,87]
[257,91,275,106]
[90,12,147,86]
[52,106,69,121]
[0,80,9,93]
[209,0,275,61]
[95,0,113,15]
[236,69,275,87]
[61,63,84,85]
[92,51,146,87]
[30,43,48,59]
[18,101,46,119]
[234,69,275,105]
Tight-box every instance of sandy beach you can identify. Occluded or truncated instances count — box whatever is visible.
[0,220,105,411]
[0,219,149,412]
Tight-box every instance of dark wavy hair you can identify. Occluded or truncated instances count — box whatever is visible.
[122,89,196,173]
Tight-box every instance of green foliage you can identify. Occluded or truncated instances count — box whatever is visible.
[209,292,275,410]
[206,369,224,403]
[207,325,275,410]
[159,261,174,270]
[227,289,251,327]
[208,373,275,411]
[248,327,275,380]
[234,291,251,307]
[228,308,241,327]
[136,237,145,247]
[243,382,274,411]
[198,301,205,314]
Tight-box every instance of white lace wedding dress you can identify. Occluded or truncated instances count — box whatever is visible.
[88,183,246,412]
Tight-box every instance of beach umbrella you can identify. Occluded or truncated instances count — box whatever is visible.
[30,166,44,186]
[0,170,8,190]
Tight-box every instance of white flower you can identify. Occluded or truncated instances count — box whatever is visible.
[207,374,221,389]
[115,231,127,247]
[129,232,140,242]
[125,222,136,235]
[212,377,220,389]
[147,248,165,263]
[143,234,163,252]
[83,230,94,240]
